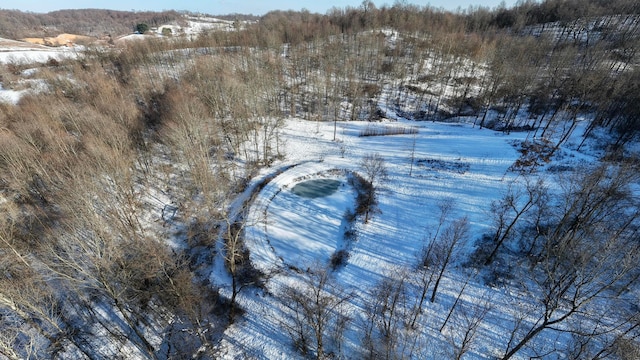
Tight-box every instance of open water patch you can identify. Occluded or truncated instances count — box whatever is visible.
[291,179,342,199]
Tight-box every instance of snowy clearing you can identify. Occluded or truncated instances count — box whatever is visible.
[213,117,598,359]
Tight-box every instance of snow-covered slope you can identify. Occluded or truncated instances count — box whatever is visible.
[0,37,79,65]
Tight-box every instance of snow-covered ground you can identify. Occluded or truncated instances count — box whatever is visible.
[214,117,599,359]
[0,37,80,103]
[0,38,79,65]
[0,83,26,104]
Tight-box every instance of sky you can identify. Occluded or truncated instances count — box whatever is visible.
[3,0,519,16]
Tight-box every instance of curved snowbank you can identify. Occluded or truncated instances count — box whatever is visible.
[245,162,355,273]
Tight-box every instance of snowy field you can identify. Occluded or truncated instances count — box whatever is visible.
[215,117,598,359]
[0,38,79,65]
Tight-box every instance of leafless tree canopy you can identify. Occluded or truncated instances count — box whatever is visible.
[0,9,185,38]
[0,0,639,358]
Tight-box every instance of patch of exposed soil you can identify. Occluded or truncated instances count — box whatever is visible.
[0,37,50,50]
[20,33,95,47]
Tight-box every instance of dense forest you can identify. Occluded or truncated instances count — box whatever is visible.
[0,0,640,358]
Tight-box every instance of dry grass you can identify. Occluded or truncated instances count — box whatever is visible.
[359,124,418,137]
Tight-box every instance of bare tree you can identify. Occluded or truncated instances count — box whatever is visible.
[501,162,640,359]
[483,177,546,265]
[442,293,492,360]
[411,201,465,322]
[429,217,470,303]
[362,268,420,360]
[411,199,457,327]
[408,131,417,177]
[410,260,436,329]
[281,266,352,359]
[359,153,388,223]
[221,208,265,324]
[39,140,211,359]
[0,227,76,358]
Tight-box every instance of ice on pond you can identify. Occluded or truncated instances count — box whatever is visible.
[291,179,341,199]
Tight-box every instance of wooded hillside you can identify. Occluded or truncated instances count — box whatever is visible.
[1,0,640,358]
[0,9,184,38]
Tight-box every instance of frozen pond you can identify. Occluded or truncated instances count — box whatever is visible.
[291,179,341,198]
